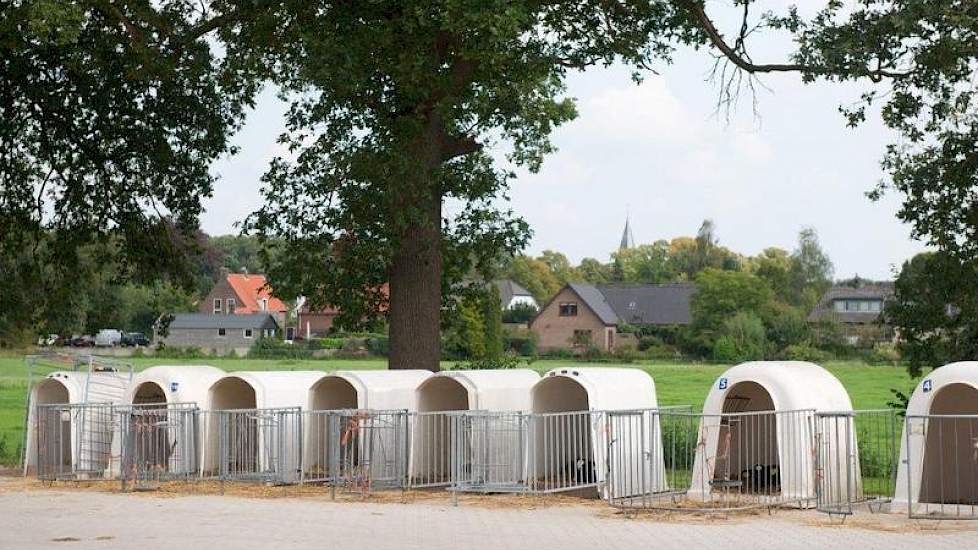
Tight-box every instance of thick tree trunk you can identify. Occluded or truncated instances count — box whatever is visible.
[387,168,443,372]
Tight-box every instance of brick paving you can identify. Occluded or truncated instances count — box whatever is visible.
[1,487,975,550]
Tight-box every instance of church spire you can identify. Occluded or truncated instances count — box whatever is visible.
[619,210,635,250]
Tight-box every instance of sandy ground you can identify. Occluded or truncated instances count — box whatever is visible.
[1,478,976,550]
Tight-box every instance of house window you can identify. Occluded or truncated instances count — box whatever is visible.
[628,301,636,310]
[244,329,253,339]
[559,302,578,317]
[572,329,592,347]
[286,327,295,341]
[213,298,222,314]
[259,298,268,311]
[227,298,236,314]
[217,328,226,337]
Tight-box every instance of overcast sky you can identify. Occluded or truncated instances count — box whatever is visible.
[203,10,926,282]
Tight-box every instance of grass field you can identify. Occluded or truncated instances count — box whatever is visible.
[0,353,920,465]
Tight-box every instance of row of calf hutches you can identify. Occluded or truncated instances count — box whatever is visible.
[22,359,978,515]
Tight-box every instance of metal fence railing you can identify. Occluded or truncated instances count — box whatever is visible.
[35,402,116,481]
[409,412,456,489]
[303,409,409,495]
[607,409,818,512]
[814,409,899,516]
[118,403,200,491]
[905,414,978,520]
[216,407,303,485]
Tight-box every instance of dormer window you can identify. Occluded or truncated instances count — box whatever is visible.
[259,298,268,311]
[628,301,637,310]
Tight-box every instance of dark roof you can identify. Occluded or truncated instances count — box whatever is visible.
[494,279,534,306]
[808,284,894,324]
[567,282,694,326]
[167,313,279,330]
[568,283,619,325]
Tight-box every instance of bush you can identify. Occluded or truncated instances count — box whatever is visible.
[764,306,811,349]
[539,347,574,359]
[154,345,207,359]
[367,335,389,357]
[504,333,537,356]
[455,353,529,370]
[501,302,538,324]
[866,342,901,365]
[779,343,829,362]
[712,312,767,362]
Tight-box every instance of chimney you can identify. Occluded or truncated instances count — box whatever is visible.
[219,267,229,279]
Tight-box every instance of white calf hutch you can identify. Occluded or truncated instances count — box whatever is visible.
[894,362,978,517]
[411,369,540,488]
[531,367,665,497]
[204,371,327,482]
[25,369,132,479]
[304,370,432,487]
[685,361,856,509]
[112,366,226,482]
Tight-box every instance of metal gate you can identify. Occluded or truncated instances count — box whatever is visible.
[814,410,898,516]
[608,409,817,512]
[303,410,409,494]
[219,407,302,484]
[119,403,200,490]
[35,403,116,481]
[451,411,529,494]
[905,414,978,519]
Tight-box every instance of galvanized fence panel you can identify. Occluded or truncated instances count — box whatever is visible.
[303,409,409,495]
[451,411,529,494]
[118,403,200,491]
[906,414,978,520]
[608,409,817,512]
[814,409,899,516]
[35,403,116,481]
[409,412,455,488]
[218,407,303,484]
[527,410,604,495]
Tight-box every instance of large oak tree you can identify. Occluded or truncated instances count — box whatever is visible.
[4,1,978,371]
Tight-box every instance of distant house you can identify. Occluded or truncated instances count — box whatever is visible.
[530,283,694,352]
[297,304,341,340]
[494,279,538,310]
[808,284,895,345]
[157,313,279,354]
[200,270,289,326]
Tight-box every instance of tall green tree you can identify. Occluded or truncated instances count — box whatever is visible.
[690,268,774,340]
[790,227,834,308]
[610,241,675,283]
[887,252,978,377]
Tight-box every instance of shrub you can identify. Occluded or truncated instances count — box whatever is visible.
[712,312,767,362]
[504,333,537,356]
[501,302,538,324]
[455,353,528,370]
[367,335,389,357]
[866,342,901,365]
[764,306,811,349]
[779,343,829,363]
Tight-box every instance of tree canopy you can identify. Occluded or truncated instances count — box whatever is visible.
[5,1,978,371]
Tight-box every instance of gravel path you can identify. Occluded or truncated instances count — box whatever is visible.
[1,485,975,550]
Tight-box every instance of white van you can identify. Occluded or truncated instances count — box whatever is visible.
[94,329,123,347]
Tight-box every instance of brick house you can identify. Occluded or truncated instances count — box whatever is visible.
[200,270,290,326]
[296,304,341,340]
[530,283,694,352]
[157,313,279,355]
[808,284,895,345]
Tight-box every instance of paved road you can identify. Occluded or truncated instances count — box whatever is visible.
[1,487,975,550]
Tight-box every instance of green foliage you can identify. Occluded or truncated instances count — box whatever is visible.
[763,305,812,350]
[887,252,978,376]
[454,353,529,370]
[482,284,504,359]
[501,302,538,324]
[444,297,487,360]
[779,344,829,363]
[610,242,675,283]
[366,336,390,357]
[691,268,774,344]
[712,312,768,363]
[504,332,537,356]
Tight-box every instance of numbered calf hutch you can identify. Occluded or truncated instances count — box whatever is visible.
[685,361,856,509]
[894,362,978,518]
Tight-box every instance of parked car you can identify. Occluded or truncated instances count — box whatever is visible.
[94,329,123,347]
[70,334,95,347]
[121,332,150,347]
